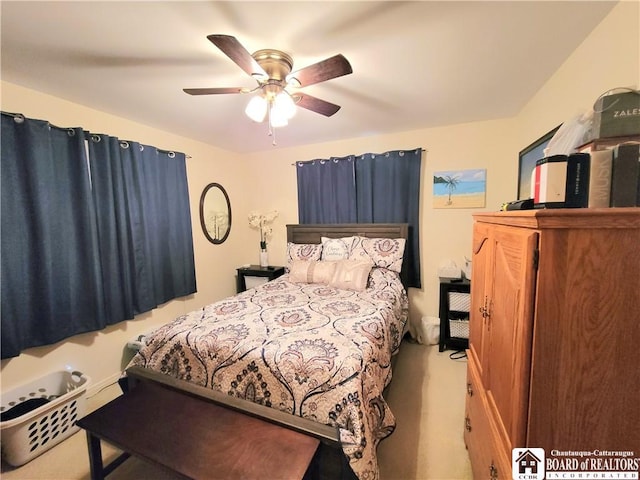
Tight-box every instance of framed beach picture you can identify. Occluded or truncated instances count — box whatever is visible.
[433,169,486,208]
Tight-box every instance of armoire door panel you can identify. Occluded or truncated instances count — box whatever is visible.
[485,226,537,451]
[469,222,491,375]
[528,227,640,452]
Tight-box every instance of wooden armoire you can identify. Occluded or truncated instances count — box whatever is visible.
[464,208,640,479]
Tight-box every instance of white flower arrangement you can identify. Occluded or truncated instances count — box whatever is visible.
[248,210,279,250]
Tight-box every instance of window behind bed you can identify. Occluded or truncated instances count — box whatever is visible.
[295,148,422,288]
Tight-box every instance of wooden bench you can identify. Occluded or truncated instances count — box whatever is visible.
[77,369,328,480]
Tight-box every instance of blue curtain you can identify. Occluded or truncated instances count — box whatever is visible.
[1,113,196,359]
[1,114,105,357]
[296,156,357,223]
[356,149,422,288]
[296,148,422,289]
[135,144,196,305]
[87,135,196,322]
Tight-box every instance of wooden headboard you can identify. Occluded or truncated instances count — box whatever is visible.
[286,223,410,287]
[286,223,408,244]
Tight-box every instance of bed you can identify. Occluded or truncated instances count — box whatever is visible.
[125,223,410,480]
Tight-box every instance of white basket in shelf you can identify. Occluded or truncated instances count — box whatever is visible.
[0,370,90,466]
[450,319,470,339]
[448,292,471,312]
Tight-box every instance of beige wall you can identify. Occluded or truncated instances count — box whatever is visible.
[515,0,640,148]
[1,1,637,394]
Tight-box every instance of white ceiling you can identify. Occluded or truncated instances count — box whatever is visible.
[1,1,616,154]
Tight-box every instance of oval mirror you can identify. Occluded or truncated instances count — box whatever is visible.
[199,183,231,244]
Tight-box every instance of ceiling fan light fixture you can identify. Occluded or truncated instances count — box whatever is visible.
[245,95,267,122]
[189,35,353,144]
[269,110,289,128]
[273,91,296,120]
[286,76,301,88]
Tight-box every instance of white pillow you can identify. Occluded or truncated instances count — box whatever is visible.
[289,260,337,284]
[321,236,356,261]
[286,243,323,270]
[329,259,373,292]
[361,237,406,273]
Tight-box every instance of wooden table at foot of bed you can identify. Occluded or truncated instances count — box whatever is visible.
[76,378,320,480]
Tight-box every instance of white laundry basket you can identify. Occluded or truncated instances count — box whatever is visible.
[0,370,90,466]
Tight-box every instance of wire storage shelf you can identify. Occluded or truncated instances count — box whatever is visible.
[0,370,90,466]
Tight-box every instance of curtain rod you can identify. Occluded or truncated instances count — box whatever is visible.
[290,147,425,166]
[3,111,192,159]
[157,148,192,159]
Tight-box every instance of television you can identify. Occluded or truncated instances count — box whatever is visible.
[517,125,561,200]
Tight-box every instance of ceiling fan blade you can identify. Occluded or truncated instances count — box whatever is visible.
[207,34,267,78]
[183,87,248,95]
[289,54,352,87]
[294,93,341,117]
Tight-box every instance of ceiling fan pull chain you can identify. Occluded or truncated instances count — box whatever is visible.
[271,113,277,146]
[266,100,278,146]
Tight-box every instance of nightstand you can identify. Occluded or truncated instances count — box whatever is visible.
[438,278,471,352]
[236,265,285,293]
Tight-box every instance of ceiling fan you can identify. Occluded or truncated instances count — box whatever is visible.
[183,35,353,141]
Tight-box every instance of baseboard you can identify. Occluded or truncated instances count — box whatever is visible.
[85,372,122,399]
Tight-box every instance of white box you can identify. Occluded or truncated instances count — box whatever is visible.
[532,155,567,207]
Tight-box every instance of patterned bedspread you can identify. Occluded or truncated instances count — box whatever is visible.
[128,267,408,480]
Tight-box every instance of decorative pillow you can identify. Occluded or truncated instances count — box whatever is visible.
[329,259,374,292]
[345,236,366,261]
[286,243,322,270]
[320,236,356,261]
[361,237,406,273]
[289,260,337,284]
